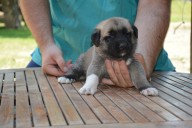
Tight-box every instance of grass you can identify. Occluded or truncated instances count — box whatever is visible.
[0,0,191,69]
[0,26,36,69]
[171,0,191,22]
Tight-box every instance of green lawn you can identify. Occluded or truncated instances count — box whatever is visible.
[0,26,36,69]
[171,0,191,22]
[0,0,191,69]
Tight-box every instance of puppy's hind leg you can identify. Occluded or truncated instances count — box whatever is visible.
[58,67,84,84]
[128,59,158,96]
[58,57,85,84]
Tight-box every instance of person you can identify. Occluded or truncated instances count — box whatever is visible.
[20,0,175,88]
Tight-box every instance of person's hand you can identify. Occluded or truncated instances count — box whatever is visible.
[102,59,133,87]
[41,43,72,76]
[101,53,148,87]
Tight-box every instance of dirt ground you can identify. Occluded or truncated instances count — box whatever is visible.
[164,22,191,73]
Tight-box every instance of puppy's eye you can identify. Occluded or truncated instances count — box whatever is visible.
[125,32,132,38]
[104,36,113,42]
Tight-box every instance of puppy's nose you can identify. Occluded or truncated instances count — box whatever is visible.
[119,43,127,50]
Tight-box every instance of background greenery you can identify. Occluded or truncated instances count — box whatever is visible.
[0,0,191,69]
[0,26,36,69]
[171,0,191,22]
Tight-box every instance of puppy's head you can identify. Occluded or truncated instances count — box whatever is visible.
[91,17,138,60]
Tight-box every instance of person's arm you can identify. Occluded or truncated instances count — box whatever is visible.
[20,0,70,76]
[135,0,171,76]
[102,0,171,87]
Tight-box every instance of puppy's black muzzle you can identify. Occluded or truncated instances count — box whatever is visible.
[108,41,132,59]
[119,43,128,51]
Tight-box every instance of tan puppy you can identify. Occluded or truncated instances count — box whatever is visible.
[58,17,158,96]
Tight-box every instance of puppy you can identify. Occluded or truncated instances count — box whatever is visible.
[58,17,158,96]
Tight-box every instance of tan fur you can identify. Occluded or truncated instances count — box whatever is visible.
[96,17,133,37]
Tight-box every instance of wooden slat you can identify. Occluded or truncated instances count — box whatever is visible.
[95,88,132,123]
[25,70,49,127]
[124,87,181,121]
[15,71,31,127]
[166,75,192,89]
[16,93,31,127]
[35,70,66,126]
[25,70,41,93]
[148,96,192,120]
[106,88,176,122]
[181,74,192,80]
[111,88,180,122]
[0,94,14,128]
[62,82,101,125]
[154,72,192,82]
[159,75,192,93]
[0,73,3,92]
[73,82,117,124]
[27,121,192,128]
[47,76,83,125]
[99,85,149,123]
[1,68,192,128]
[115,90,165,122]
[0,73,4,105]
[154,79,192,107]
[0,68,40,74]
[0,72,14,127]
[152,81,192,115]
[15,71,27,91]
[2,72,14,93]
[153,76,192,100]
[155,74,189,88]
[1,72,14,93]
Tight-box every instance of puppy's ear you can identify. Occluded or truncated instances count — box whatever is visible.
[132,25,138,38]
[91,29,100,47]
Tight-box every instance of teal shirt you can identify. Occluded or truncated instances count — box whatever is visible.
[31,0,175,71]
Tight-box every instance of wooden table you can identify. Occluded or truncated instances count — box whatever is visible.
[0,68,192,128]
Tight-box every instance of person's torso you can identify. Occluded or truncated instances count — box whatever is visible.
[49,0,138,62]
[32,0,175,71]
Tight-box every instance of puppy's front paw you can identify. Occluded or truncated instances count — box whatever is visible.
[79,74,99,95]
[140,87,158,96]
[79,85,97,95]
[58,77,74,84]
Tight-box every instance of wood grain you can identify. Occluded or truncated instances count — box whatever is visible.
[15,71,31,127]
[47,76,83,125]
[35,70,66,126]
[0,72,14,127]
[25,70,49,127]
[0,68,192,128]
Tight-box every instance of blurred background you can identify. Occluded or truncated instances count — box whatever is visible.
[0,0,191,73]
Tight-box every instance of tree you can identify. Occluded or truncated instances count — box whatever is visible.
[1,0,21,28]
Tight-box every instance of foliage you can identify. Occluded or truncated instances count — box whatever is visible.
[1,0,22,28]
